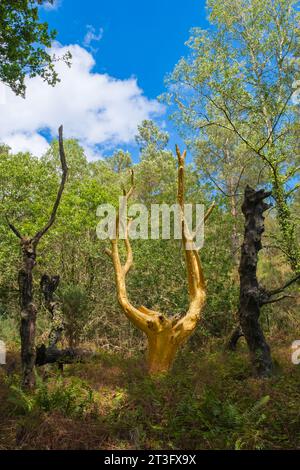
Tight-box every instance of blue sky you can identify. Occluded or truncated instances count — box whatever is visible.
[39,0,209,160]
[0,1,209,161]
[41,0,208,99]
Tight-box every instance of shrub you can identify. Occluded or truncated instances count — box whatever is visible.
[61,285,89,348]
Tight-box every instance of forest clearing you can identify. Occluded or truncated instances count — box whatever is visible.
[0,0,299,456]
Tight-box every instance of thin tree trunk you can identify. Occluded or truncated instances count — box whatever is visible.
[228,177,240,264]
[18,239,37,389]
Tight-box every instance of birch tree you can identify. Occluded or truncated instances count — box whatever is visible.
[165,0,300,273]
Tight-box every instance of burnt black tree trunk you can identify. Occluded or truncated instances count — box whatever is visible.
[40,274,63,348]
[35,344,92,367]
[18,239,38,389]
[227,324,243,351]
[7,126,68,389]
[227,186,300,355]
[238,186,273,377]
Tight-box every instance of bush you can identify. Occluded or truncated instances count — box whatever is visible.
[60,285,89,348]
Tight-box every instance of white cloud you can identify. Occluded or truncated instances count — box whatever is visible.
[3,133,50,157]
[0,44,164,158]
[83,25,104,51]
[42,0,62,11]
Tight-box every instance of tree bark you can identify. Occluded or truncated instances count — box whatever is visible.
[40,274,63,348]
[146,325,190,374]
[238,186,273,377]
[18,239,37,388]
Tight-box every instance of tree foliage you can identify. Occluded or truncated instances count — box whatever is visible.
[165,0,300,271]
[0,0,71,96]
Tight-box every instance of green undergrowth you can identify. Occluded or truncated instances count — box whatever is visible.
[1,338,300,449]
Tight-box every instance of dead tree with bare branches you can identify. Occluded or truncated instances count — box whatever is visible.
[7,126,68,389]
[106,146,214,374]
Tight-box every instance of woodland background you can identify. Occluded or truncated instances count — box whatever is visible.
[0,0,299,450]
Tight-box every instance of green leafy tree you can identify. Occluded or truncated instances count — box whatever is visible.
[0,0,71,96]
[60,285,89,348]
[136,119,169,152]
[135,120,184,204]
[165,0,300,273]
[193,128,264,262]
[106,149,132,174]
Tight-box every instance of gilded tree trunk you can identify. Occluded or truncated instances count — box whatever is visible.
[147,330,179,374]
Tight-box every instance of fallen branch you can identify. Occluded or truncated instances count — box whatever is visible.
[35,345,93,367]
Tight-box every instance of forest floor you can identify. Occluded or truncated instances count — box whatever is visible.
[0,335,300,450]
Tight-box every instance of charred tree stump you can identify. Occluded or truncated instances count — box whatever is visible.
[227,324,244,351]
[40,274,63,348]
[226,186,299,374]
[238,186,273,376]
